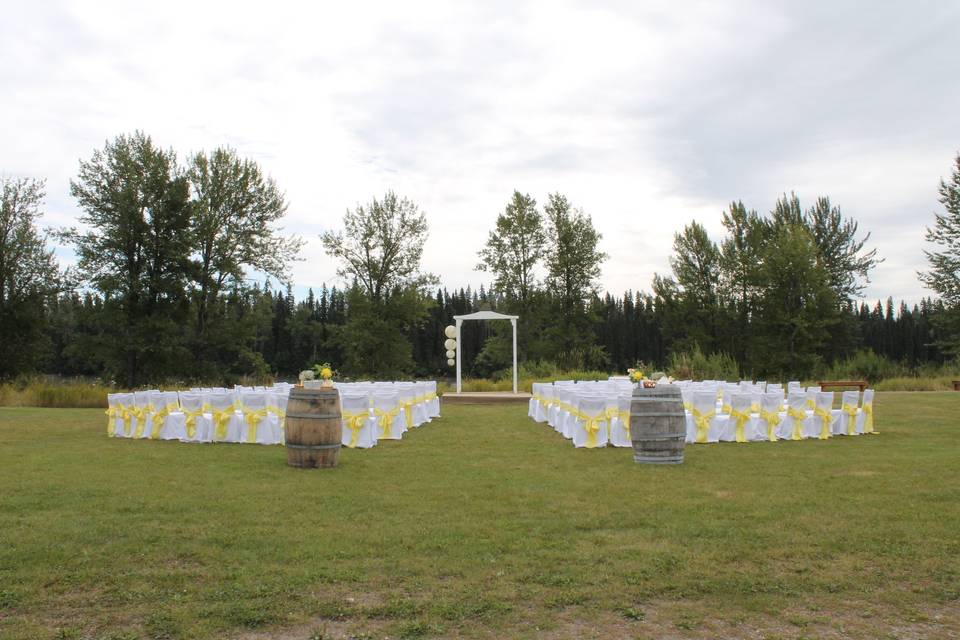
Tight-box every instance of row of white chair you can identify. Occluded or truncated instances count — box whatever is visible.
[529,381,876,447]
[105,381,441,447]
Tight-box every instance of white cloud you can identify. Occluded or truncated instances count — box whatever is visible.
[2,0,958,306]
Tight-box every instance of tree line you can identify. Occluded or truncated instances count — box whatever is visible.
[1,132,959,385]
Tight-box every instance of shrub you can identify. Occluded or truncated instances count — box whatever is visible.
[666,346,740,381]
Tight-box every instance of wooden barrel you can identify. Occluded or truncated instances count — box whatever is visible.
[285,387,342,468]
[629,385,686,465]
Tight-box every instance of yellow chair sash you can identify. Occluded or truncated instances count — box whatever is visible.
[692,407,715,443]
[805,398,815,410]
[618,410,631,432]
[267,405,286,432]
[721,403,732,415]
[842,403,858,435]
[244,408,269,443]
[212,406,235,441]
[730,408,751,443]
[375,407,400,438]
[787,407,807,441]
[342,410,368,448]
[580,411,604,448]
[760,409,781,442]
[814,406,833,440]
[863,403,875,434]
[683,401,692,412]
[402,400,414,429]
[750,402,760,413]
[120,405,135,436]
[105,406,120,436]
[150,402,179,439]
[132,404,155,439]
[183,408,203,439]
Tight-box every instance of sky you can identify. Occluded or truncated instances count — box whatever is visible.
[3,1,959,306]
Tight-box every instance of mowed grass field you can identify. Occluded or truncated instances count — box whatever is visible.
[1,394,959,640]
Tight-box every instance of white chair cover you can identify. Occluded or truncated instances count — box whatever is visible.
[759,391,784,442]
[340,393,377,448]
[608,394,633,448]
[572,395,609,448]
[373,391,404,440]
[812,391,834,440]
[208,393,243,443]
[689,390,721,443]
[240,392,276,444]
[837,390,861,436]
[153,391,185,441]
[178,391,211,442]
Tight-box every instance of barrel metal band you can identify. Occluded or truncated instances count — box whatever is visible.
[285,412,342,420]
[285,443,340,450]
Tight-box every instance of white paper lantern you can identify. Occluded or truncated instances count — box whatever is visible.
[444,338,456,350]
[444,325,457,339]
[447,358,455,366]
[446,349,456,359]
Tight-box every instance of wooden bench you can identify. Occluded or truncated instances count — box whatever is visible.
[818,380,868,392]
[953,380,960,391]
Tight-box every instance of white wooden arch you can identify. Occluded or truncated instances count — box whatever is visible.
[453,311,519,394]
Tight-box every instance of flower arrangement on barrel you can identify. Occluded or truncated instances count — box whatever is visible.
[298,362,336,388]
[628,364,672,388]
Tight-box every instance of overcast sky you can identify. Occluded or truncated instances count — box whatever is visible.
[3,1,959,306]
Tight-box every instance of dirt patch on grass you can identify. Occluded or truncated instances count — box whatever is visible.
[233,598,960,639]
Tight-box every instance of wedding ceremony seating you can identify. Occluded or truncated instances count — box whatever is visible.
[528,378,876,448]
[105,380,440,447]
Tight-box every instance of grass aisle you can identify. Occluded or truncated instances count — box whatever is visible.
[1,393,959,639]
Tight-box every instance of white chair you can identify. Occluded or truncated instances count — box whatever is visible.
[373,391,404,440]
[804,386,820,411]
[208,393,243,443]
[426,381,441,419]
[132,391,156,439]
[341,393,377,448]
[723,393,754,443]
[178,392,211,443]
[240,392,274,444]
[529,383,543,421]
[689,391,722,443]
[812,391,834,440]
[267,391,289,443]
[396,385,417,431]
[153,391,185,441]
[608,394,633,448]
[572,396,609,448]
[858,389,876,434]
[837,390,861,436]
[758,391,783,442]
[785,392,809,440]
[106,393,127,437]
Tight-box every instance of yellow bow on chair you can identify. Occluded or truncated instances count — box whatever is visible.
[341,410,368,448]
[721,402,732,415]
[760,409,781,442]
[120,405,135,436]
[862,403,876,434]
[375,407,400,438]
[402,400,414,429]
[787,406,807,441]
[692,407,715,444]
[132,404,155,439]
[183,408,203,440]
[618,410,631,435]
[245,408,269,443]
[212,406,235,441]
[150,403,178,439]
[805,397,816,410]
[105,406,119,436]
[730,408,751,443]
[267,405,286,433]
[813,405,833,440]
[580,411,603,448]
[841,403,859,435]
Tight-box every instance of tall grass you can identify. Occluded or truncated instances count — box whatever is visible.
[0,380,114,408]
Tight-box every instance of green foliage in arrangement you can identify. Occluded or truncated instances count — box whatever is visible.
[2,393,959,638]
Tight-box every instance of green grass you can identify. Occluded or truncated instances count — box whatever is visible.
[1,393,959,639]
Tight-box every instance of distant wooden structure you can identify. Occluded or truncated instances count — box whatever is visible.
[818,380,868,393]
[952,380,960,391]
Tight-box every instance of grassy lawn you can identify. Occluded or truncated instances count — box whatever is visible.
[1,393,959,639]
